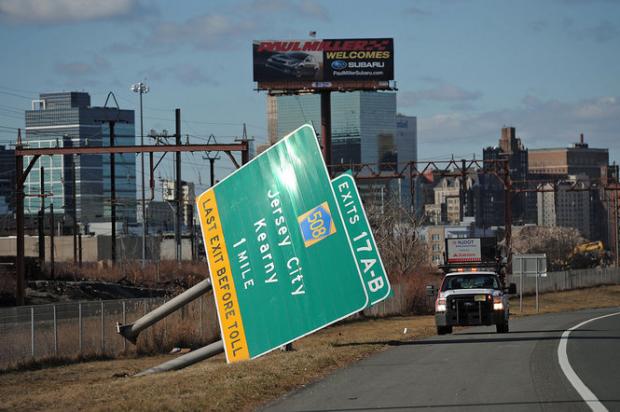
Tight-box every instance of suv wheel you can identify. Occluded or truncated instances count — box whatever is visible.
[496,321,509,333]
[437,326,452,335]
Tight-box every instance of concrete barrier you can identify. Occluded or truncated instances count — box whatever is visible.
[0,235,196,262]
[510,267,620,295]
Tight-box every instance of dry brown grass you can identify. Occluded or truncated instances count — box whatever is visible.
[39,260,210,290]
[0,285,618,412]
[0,316,434,412]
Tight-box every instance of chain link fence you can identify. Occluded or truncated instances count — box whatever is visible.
[2,267,618,370]
[0,294,220,370]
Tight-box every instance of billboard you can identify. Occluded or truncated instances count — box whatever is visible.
[446,238,482,264]
[253,38,394,83]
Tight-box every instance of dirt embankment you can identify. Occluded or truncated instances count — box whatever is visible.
[25,280,168,305]
[1,260,211,306]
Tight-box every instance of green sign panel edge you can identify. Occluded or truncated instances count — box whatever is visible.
[331,173,391,305]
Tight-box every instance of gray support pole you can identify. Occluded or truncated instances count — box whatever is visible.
[320,91,332,169]
[78,302,82,353]
[135,340,224,377]
[117,278,212,344]
[53,304,58,356]
[140,91,147,267]
[30,306,34,357]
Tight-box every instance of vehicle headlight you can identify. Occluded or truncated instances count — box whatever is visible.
[436,297,446,313]
[493,296,503,311]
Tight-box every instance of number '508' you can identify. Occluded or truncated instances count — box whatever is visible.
[307,211,327,239]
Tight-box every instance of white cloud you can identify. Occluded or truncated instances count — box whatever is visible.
[403,6,430,16]
[147,13,257,50]
[250,0,329,21]
[298,0,329,20]
[0,0,146,23]
[54,55,110,77]
[400,83,482,107]
[417,95,620,154]
[174,65,215,86]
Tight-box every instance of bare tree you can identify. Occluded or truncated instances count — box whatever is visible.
[512,226,586,271]
[365,197,428,278]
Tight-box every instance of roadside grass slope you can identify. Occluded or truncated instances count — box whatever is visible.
[0,285,617,412]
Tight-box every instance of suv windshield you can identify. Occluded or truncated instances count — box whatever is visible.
[288,53,309,59]
[442,274,500,291]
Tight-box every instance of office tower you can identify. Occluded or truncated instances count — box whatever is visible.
[267,91,417,208]
[24,92,136,228]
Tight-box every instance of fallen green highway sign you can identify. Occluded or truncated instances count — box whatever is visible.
[331,173,390,305]
[196,124,369,363]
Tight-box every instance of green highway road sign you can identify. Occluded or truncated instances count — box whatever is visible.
[196,124,369,363]
[331,173,390,305]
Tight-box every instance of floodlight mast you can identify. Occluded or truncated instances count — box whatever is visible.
[131,82,149,266]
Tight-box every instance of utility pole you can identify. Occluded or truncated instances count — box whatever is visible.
[175,108,182,263]
[72,155,78,265]
[190,206,195,261]
[15,129,25,305]
[78,232,82,267]
[109,121,116,264]
[38,166,45,267]
[209,158,216,186]
[503,158,512,286]
[50,203,55,279]
[203,134,221,187]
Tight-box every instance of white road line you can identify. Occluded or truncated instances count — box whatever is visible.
[557,311,620,412]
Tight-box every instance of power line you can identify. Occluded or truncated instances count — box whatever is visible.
[0,90,32,100]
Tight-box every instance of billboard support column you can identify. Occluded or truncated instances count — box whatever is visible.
[320,91,331,172]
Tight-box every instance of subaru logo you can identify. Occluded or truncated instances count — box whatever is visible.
[331,60,347,70]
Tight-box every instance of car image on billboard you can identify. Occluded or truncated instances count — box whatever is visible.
[265,52,322,79]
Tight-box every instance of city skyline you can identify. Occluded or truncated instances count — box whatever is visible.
[0,0,619,196]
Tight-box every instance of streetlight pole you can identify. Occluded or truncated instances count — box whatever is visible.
[132,82,149,267]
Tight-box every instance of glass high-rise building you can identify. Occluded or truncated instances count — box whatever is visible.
[267,91,417,208]
[24,92,136,226]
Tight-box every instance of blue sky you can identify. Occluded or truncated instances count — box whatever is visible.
[0,0,619,193]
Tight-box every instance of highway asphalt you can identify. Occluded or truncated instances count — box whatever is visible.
[262,307,620,412]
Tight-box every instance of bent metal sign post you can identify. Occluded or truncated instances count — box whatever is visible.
[196,124,389,363]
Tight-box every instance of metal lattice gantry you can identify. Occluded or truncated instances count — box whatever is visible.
[13,127,249,306]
